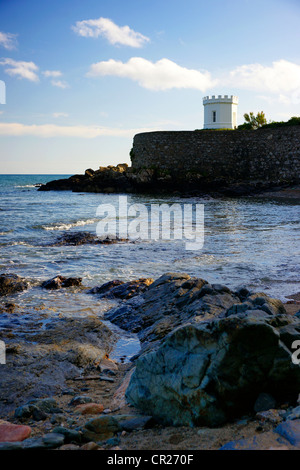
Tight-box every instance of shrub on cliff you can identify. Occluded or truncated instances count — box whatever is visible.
[238,111,267,130]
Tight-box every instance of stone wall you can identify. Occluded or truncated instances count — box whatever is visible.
[130,126,300,185]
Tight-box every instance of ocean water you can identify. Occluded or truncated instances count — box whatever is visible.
[0,174,299,359]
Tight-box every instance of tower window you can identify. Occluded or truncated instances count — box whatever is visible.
[212,111,216,123]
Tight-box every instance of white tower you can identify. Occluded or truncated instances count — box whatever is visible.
[203,95,238,129]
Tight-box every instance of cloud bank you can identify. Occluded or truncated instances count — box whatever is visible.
[72,17,150,48]
[0,122,157,138]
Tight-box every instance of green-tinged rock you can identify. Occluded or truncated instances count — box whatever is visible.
[22,433,65,449]
[126,312,300,427]
[52,427,82,444]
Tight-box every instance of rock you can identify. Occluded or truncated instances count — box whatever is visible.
[111,368,135,410]
[126,311,300,427]
[14,398,61,421]
[88,278,153,300]
[105,272,285,351]
[0,317,117,416]
[22,433,65,449]
[256,409,284,425]
[59,444,80,450]
[284,405,300,421]
[99,357,118,373]
[52,426,82,443]
[0,441,23,450]
[41,275,82,289]
[254,393,277,412]
[80,441,101,450]
[0,273,29,296]
[88,280,124,296]
[219,430,288,450]
[53,231,128,246]
[83,416,121,442]
[74,403,104,415]
[0,420,31,442]
[119,416,155,432]
[106,437,121,447]
[38,164,133,194]
[99,376,115,383]
[274,419,300,447]
[69,395,93,406]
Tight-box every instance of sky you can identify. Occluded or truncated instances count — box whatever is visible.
[0,0,299,174]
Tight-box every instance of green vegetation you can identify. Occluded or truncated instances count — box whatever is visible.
[259,116,300,129]
[238,111,267,130]
[238,114,300,130]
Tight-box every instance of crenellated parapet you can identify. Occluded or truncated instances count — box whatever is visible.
[203,95,238,105]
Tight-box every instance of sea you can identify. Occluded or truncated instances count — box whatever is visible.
[0,174,299,360]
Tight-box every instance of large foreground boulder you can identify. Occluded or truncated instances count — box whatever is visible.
[126,309,300,427]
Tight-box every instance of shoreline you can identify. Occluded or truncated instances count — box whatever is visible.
[0,272,299,450]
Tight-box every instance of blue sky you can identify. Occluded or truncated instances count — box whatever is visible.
[0,0,299,173]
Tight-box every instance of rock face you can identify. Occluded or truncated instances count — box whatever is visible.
[105,272,285,350]
[125,308,300,427]
[99,272,300,427]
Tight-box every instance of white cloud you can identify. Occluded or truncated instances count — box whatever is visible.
[51,80,69,89]
[0,58,39,82]
[0,32,18,50]
[87,57,216,91]
[52,112,69,118]
[0,122,158,138]
[43,70,62,78]
[228,59,300,94]
[72,17,150,48]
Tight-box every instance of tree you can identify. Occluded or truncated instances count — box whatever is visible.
[241,111,267,129]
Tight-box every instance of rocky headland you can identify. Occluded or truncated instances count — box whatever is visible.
[37,163,300,198]
[0,271,300,450]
